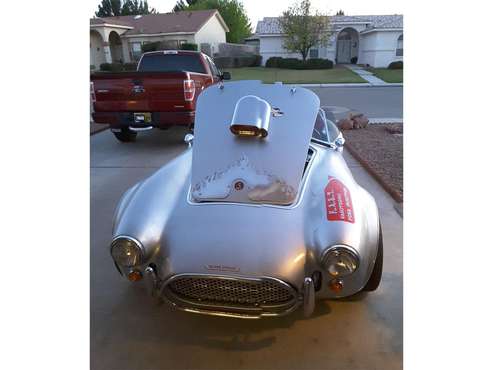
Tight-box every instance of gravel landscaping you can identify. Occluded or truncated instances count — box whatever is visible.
[343,123,403,201]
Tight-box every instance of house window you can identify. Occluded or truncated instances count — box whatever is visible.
[131,42,142,61]
[396,35,403,56]
[309,48,319,59]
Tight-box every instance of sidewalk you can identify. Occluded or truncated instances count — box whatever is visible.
[344,65,388,85]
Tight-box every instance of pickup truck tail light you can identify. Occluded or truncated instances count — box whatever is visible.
[183,79,195,102]
[90,82,96,102]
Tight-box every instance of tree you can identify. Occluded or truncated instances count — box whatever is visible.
[176,0,252,43]
[95,0,122,16]
[336,10,344,15]
[95,0,156,17]
[278,0,330,61]
[122,0,156,14]
[173,0,199,12]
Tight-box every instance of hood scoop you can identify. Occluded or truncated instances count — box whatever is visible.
[191,81,319,205]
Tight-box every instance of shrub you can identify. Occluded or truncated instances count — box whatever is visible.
[141,42,161,53]
[265,57,333,69]
[278,58,302,69]
[350,56,358,64]
[99,63,124,72]
[180,42,198,51]
[123,62,137,71]
[303,58,334,69]
[388,61,403,69]
[265,57,283,68]
[90,64,96,71]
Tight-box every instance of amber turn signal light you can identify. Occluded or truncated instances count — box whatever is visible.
[128,269,143,282]
[329,278,344,293]
[230,124,268,138]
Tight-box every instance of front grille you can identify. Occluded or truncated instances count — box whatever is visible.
[165,275,298,315]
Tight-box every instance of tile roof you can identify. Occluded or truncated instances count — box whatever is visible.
[90,17,134,27]
[255,14,403,34]
[90,9,227,35]
[364,15,403,29]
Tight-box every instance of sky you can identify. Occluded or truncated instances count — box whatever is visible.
[90,0,404,32]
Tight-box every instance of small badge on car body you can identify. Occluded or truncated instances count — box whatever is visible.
[205,264,240,272]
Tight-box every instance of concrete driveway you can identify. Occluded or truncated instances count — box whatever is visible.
[91,127,402,370]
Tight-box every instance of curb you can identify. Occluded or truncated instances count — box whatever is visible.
[369,118,403,124]
[344,142,403,204]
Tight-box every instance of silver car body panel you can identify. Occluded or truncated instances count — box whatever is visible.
[191,80,319,205]
[111,81,380,318]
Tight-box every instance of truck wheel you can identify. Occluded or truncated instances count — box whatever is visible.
[113,128,137,142]
[363,221,383,291]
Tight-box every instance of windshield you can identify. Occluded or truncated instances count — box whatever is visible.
[312,109,340,143]
[138,53,206,74]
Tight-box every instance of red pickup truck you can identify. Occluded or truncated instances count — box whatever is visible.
[90,50,230,142]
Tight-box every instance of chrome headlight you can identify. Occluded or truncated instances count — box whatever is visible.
[321,246,359,277]
[110,236,144,267]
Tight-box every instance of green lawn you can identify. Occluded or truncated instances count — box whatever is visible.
[368,68,403,83]
[223,66,366,84]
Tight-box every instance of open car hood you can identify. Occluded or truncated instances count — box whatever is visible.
[191,81,320,205]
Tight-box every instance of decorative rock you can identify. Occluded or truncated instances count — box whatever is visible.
[338,118,354,130]
[353,114,369,129]
[349,112,363,120]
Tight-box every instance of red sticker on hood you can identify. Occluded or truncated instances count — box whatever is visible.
[325,177,355,223]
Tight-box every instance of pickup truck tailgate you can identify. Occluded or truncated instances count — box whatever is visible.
[92,71,201,112]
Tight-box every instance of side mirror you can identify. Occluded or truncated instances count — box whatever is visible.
[184,133,194,147]
[335,136,345,148]
[221,71,231,80]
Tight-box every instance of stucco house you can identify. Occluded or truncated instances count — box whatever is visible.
[255,14,403,67]
[90,10,229,68]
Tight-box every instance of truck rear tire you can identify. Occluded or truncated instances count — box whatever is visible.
[113,128,137,142]
[363,221,383,292]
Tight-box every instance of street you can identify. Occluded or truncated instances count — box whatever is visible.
[309,86,403,118]
[90,86,403,370]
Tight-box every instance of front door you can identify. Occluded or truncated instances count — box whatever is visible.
[337,40,351,63]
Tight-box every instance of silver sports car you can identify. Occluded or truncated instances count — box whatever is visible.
[110,80,383,319]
